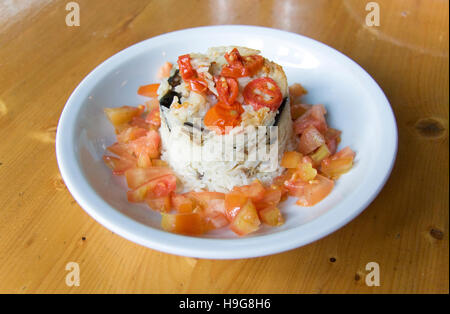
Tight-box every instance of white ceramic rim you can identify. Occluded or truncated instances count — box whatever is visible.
[56,25,398,259]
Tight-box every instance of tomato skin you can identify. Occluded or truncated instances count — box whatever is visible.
[243,77,283,111]
[215,76,239,105]
[221,48,264,78]
[204,101,243,134]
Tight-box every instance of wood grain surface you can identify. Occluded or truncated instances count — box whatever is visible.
[0,0,448,294]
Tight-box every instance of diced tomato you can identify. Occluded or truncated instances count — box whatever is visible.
[161,212,205,236]
[129,116,151,130]
[254,188,282,211]
[145,106,161,128]
[138,83,160,98]
[128,130,161,159]
[230,199,261,236]
[204,101,243,135]
[125,166,173,189]
[215,76,239,105]
[281,151,303,169]
[221,48,264,78]
[259,206,284,226]
[127,174,176,202]
[205,213,229,230]
[310,144,331,166]
[104,105,144,128]
[286,174,334,207]
[243,77,283,112]
[296,157,318,182]
[146,195,171,212]
[290,103,311,120]
[171,193,196,213]
[136,152,152,168]
[325,128,341,155]
[107,142,135,160]
[103,155,135,175]
[298,126,326,155]
[116,126,148,143]
[157,62,173,80]
[289,83,307,99]
[232,180,266,203]
[321,147,355,179]
[224,191,248,221]
[186,192,228,230]
[293,104,327,135]
[152,159,169,167]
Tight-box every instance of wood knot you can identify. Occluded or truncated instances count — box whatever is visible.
[429,228,444,240]
[415,118,446,139]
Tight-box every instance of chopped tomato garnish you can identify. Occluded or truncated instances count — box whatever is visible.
[125,166,173,189]
[103,155,136,175]
[146,195,171,213]
[221,48,264,78]
[204,101,243,134]
[321,147,355,179]
[215,76,239,105]
[229,199,261,236]
[104,106,144,128]
[225,191,248,222]
[232,180,266,203]
[243,77,283,111]
[161,212,205,236]
[298,125,326,155]
[157,62,173,80]
[138,83,160,98]
[259,206,284,227]
[127,174,176,202]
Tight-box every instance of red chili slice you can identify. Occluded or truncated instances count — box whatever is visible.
[220,48,264,78]
[177,54,208,93]
[215,76,239,105]
[243,77,283,111]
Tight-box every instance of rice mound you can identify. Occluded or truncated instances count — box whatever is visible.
[158,46,293,192]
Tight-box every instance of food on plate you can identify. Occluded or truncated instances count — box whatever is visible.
[102,46,356,236]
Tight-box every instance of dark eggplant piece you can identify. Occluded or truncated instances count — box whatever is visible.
[273,97,288,126]
[168,69,181,87]
[159,90,181,108]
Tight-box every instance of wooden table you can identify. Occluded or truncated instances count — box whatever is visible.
[0,0,448,294]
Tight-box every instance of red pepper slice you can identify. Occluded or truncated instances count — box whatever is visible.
[243,77,283,111]
[221,48,264,78]
[177,54,208,93]
[215,76,239,105]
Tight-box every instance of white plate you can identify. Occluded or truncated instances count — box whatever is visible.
[56,25,397,259]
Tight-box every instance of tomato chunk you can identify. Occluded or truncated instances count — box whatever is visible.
[281,151,303,169]
[161,212,205,236]
[171,193,196,213]
[104,106,144,128]
[103,155,135,175]
[321,147,355,179]
[243,77,283,111]
[293,104,327,135]
[146,195,171,213]
[230,200,261,236]
[259,206,284,227]
[116,126,148,144]
[125,167,173,189]
[127,174,176,202]
[138,84,160,98]
[204,101,243,134]
[286,174,334,207]
[225,192,248,221]
[298,126,326,155]
[128,129,161,159]
[232,180,266,203]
